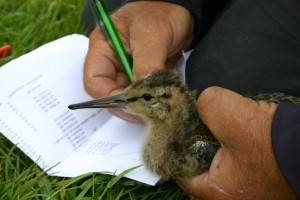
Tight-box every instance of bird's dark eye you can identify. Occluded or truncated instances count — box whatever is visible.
[141,94,154,101]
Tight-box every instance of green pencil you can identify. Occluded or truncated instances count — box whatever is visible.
[93,0,133,83]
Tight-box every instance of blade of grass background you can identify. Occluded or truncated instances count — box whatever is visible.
[45,173,92,200]
[0,0,85,66]
[0,0,188,199]
[98,166,141,199]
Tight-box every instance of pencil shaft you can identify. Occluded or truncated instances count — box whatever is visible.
[95,0,133,82]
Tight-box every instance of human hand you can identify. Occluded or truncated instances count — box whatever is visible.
[176,87,297,200]
[83,1,194,122]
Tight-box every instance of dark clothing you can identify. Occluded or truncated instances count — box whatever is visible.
[172,0,300,197]
[186,0,300,97]
[272,102,300,196]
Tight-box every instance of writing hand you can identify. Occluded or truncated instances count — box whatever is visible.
[83,1,194,122]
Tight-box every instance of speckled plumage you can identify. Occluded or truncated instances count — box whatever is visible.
[123,70,217,180]
[123,70,300,180]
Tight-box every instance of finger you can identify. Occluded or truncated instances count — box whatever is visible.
[177,173,236,200]
[196,86,277,148]
[176,147,234,200]
[84,28,129,98]
[177,173,210,200]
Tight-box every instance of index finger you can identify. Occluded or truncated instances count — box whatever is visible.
[176,172,218,200]
[84,28,129,98]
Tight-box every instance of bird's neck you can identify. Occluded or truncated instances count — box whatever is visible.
[141,101,198,176]
[144,101,197,147]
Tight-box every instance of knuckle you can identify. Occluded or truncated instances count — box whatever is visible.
[197,86,224,110]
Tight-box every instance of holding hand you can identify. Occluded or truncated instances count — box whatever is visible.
[177,87,297,200]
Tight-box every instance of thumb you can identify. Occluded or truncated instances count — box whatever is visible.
[176,173,211,200]
[196,87,252,147]
[196,86,277,149]
[126,1,194,79]
[129,16,170,79]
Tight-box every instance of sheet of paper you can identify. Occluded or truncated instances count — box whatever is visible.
[0,34,160,185]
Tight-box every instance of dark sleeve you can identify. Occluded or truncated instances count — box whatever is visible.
[272,102,300,198]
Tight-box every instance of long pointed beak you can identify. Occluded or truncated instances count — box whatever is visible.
[68,93,126,110]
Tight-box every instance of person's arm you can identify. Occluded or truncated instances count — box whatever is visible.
[272,102,300,198]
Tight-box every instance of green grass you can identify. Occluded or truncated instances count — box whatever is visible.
[0,1,188,199]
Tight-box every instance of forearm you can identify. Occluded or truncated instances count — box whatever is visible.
[272,102,300,198]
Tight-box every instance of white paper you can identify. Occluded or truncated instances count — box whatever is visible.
[0,34,160,185]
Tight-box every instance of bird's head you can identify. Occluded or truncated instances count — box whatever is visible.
[124,70,196,121]
[68,70,196,121]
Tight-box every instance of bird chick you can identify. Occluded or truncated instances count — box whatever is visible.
[123,70,219,180]
[69,70,300,180]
